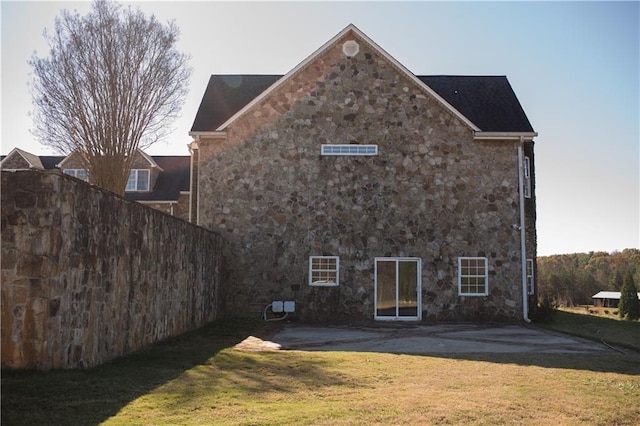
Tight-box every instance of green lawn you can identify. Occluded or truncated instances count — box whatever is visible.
[538,308,640,353]
[2,316,639,425]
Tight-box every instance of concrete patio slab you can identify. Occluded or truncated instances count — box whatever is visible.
[241,323,612,354]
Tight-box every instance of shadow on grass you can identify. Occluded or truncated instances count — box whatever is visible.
[1,317,339,425]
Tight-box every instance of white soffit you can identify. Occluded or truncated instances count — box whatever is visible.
[215,24,481,132]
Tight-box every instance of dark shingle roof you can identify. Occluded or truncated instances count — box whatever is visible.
[2,153,190,202]
[126,156,190,202]
[418,76,534,132]
[191,75,282,131]
[191,74,534,133]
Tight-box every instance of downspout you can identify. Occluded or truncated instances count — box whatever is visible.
[517,137,531,323]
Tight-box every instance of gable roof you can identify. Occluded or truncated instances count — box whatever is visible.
[190,24,535,136]
[191,74,534,134]
[0,148,45,169]
[1,148,189,202]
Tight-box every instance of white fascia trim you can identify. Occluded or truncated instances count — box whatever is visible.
[474,131,538,141]
[138,150,163,171]
[215,24,480,132]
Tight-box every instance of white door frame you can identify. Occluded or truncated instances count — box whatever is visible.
[374,257,422,321]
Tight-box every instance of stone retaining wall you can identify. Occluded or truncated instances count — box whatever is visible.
[1,170,223,369]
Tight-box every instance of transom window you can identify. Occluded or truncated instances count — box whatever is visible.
[126,169,150,191]
[63,169,88,182]
[526,259,535,295]
[321,144,378,156]
[309,256,339,286]
[458,257,489,296]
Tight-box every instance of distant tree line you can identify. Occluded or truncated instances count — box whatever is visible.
[536,249,640,307]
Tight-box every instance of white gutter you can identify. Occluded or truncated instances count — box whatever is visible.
[474,131,538,141]
[517,137,531,323]
[188,131,227,138]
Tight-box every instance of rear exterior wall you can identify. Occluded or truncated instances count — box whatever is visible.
[196,37,526,322]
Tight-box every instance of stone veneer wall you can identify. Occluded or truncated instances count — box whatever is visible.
[1,171,223,369]
[196,34,532,322]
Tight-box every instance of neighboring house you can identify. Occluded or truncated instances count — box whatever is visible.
[592,291,640,308]
[189,25,538,322]
[1,148,191,221]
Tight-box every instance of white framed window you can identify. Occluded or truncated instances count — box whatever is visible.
[526,259,535,295]
[458,257,489,296]
[63,169,88,182]
[126,169,150,191]
[321,144,378,156]
[523,156,531,198]
[309,256,339,286]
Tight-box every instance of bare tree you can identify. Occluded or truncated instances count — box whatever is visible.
[30,0,191,195]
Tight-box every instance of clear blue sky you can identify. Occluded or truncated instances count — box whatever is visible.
[2,1,639,256]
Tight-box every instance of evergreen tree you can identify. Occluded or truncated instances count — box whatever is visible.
[619,271,640,320]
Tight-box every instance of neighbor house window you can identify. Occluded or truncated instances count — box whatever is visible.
[63,169,88,182]
[527,259,535,295]
[458,257,489,296]
[309,256,339,286]
[126,169,150,191]
[321,144,378,156]
[523,156,531,198]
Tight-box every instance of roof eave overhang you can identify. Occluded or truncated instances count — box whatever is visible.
[473,131,538,142]
[214,24,481,132]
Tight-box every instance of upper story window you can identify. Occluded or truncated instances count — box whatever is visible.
[321,144,378,156]
[309,256,340,286]
[458,257,489,296]
[63,169,89,182]
[126,169,150,191]
[523,156,531,198]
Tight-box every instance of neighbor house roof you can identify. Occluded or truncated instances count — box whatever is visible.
[190,74,534,134]
[125,156,191,202]
[592,291,640,300]
[1,149,189,202]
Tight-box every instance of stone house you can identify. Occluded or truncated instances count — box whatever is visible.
[188,25,538,322]
[1,148,191,221]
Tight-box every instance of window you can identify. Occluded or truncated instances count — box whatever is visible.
[321,144,378,156]
[523,156,531,198]
[458,257,489,296]
[126,169,150,191]
[63,169,88,182]
[527,259,535,295]
[309,256,339,286]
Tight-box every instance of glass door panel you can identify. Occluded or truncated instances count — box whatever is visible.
[376,260,397,317]
[375,258,421,320]
[398,260,418,317]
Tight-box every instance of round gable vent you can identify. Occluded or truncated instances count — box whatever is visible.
[342,40,360,58]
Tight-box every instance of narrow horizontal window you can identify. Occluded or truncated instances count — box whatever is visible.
[321,144,378,156]
[309,256,339,286]
[458,257,489,296]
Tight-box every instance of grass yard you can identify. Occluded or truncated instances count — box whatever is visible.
[538,308,640,353]
[2,316,639,426]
